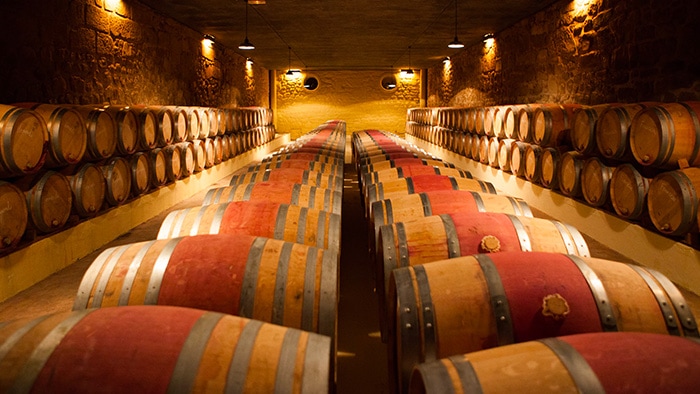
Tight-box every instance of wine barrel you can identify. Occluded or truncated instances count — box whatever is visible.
[361,158,453,174]
[146,106,175,147]
[23,103,87,167]
[103,106,138,156]
[610,163,651,220]
[161,144,183,182]
[192,139,206,172]
[477,135,490,164]
[516,104,541,142]
[21,171,73,233]
[148,148,168,188]
[184,107,200,141]
[571,104,609,155]
[581,157,613,207]
[501,105,522,139]
[100,156,132,206]
[247,160,342,177]
[358,151,431,167]
[136,107,160,150]
[168,106,189,143]
[509,141,529,177]
[230,168,343,191]
[647,167,700,235]
[128,152,151,197]
[392,252,700,392]
[630,102,700,168]
[540,147,563,189]
[0,104,49,177]
[487,137,500,168]
[361,166,471,196]
[378,211,589,278]
[0,306,330,393]
[204,182,342,214]
[73,234,338,337]
[211,136,224,164]
[497,138,515,172]
[0,181,28,251]
[63,163,106,218]
[558,151,585,197]
[596,103,648,161]
[523,144,543,183]
[264,152,344,166]
[365,175,497,210]
[176,141,196,177]
[533,103,580,147]
[410,332,700,394]
[492,106,506,138]
[74,106,117,161]
[370,190,532,258]
[157,201,341,252]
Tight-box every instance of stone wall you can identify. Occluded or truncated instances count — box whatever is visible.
[276,70,421,139]
[428,0,700,107]
[0,0,269,107]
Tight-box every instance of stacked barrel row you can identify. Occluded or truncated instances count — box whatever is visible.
[353,128,700,393]
[0,104,275,255]
[0,121,344,393]
[407,102,700,242]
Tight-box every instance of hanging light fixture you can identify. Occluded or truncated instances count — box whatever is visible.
[238,1,255,50]
[400,46,415,77]
[285,46,301,77]
[448,0,465,49]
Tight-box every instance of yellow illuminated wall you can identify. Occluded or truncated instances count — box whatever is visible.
[276,70,421,139]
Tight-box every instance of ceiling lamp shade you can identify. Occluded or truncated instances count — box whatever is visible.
[400,46,415,77]
[238,1,255,50]
[448,1,465,49]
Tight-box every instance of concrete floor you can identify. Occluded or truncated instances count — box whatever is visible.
[1,147,699,394]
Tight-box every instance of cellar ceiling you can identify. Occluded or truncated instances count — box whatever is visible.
[138,0,561,71]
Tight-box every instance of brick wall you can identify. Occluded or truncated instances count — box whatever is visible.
[428,0,700,107]
[0,0,268,107]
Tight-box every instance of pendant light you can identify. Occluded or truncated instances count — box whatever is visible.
[448,1,464,49]
[285,46,300,77]
[400,46,414,77]
[238,1,255,50]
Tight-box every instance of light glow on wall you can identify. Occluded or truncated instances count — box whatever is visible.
[201,37,215,60]
[104,0,124,13]
[573,0,595,13]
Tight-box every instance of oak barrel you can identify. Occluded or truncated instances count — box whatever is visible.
[523,144,543,183]
[571,104,609,155]
[596,103,648,160]
[230,168,343,191]
[533,103,580,147]
[0,306,330,393]
[581,156,613,207]
[365,175,497,210]
[539,147,563,189]
[558,151,585,197]
[509,141,529,177]
[21,171,73,233]
[497,138,515,172]
[148,148,168,187]
[103,105,139,156]
[647,167,700,235]
[23,103,87,167]
[74,106,117,161]
[247,159,342,177]
[128,152,151,197]
[630,102,700,168]
[63,163,106,218]
[157,200,341,252]
[73,234,338,337]
[0,181,28,251]
[0,104,48,177]
[204,182,342,214]
[610,163,651,219]
[162,144,183,181]
[392,252,699,392]
[100,156,132,206]
[410,332,700,394]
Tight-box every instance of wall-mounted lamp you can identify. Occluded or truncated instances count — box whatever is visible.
[247,0,266,4]
[483,33,495,42]
[238,1,255,50]
[447,1,465,49]
[246,57,254,64]
[203,34,215,46]
[443,56,451,64]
